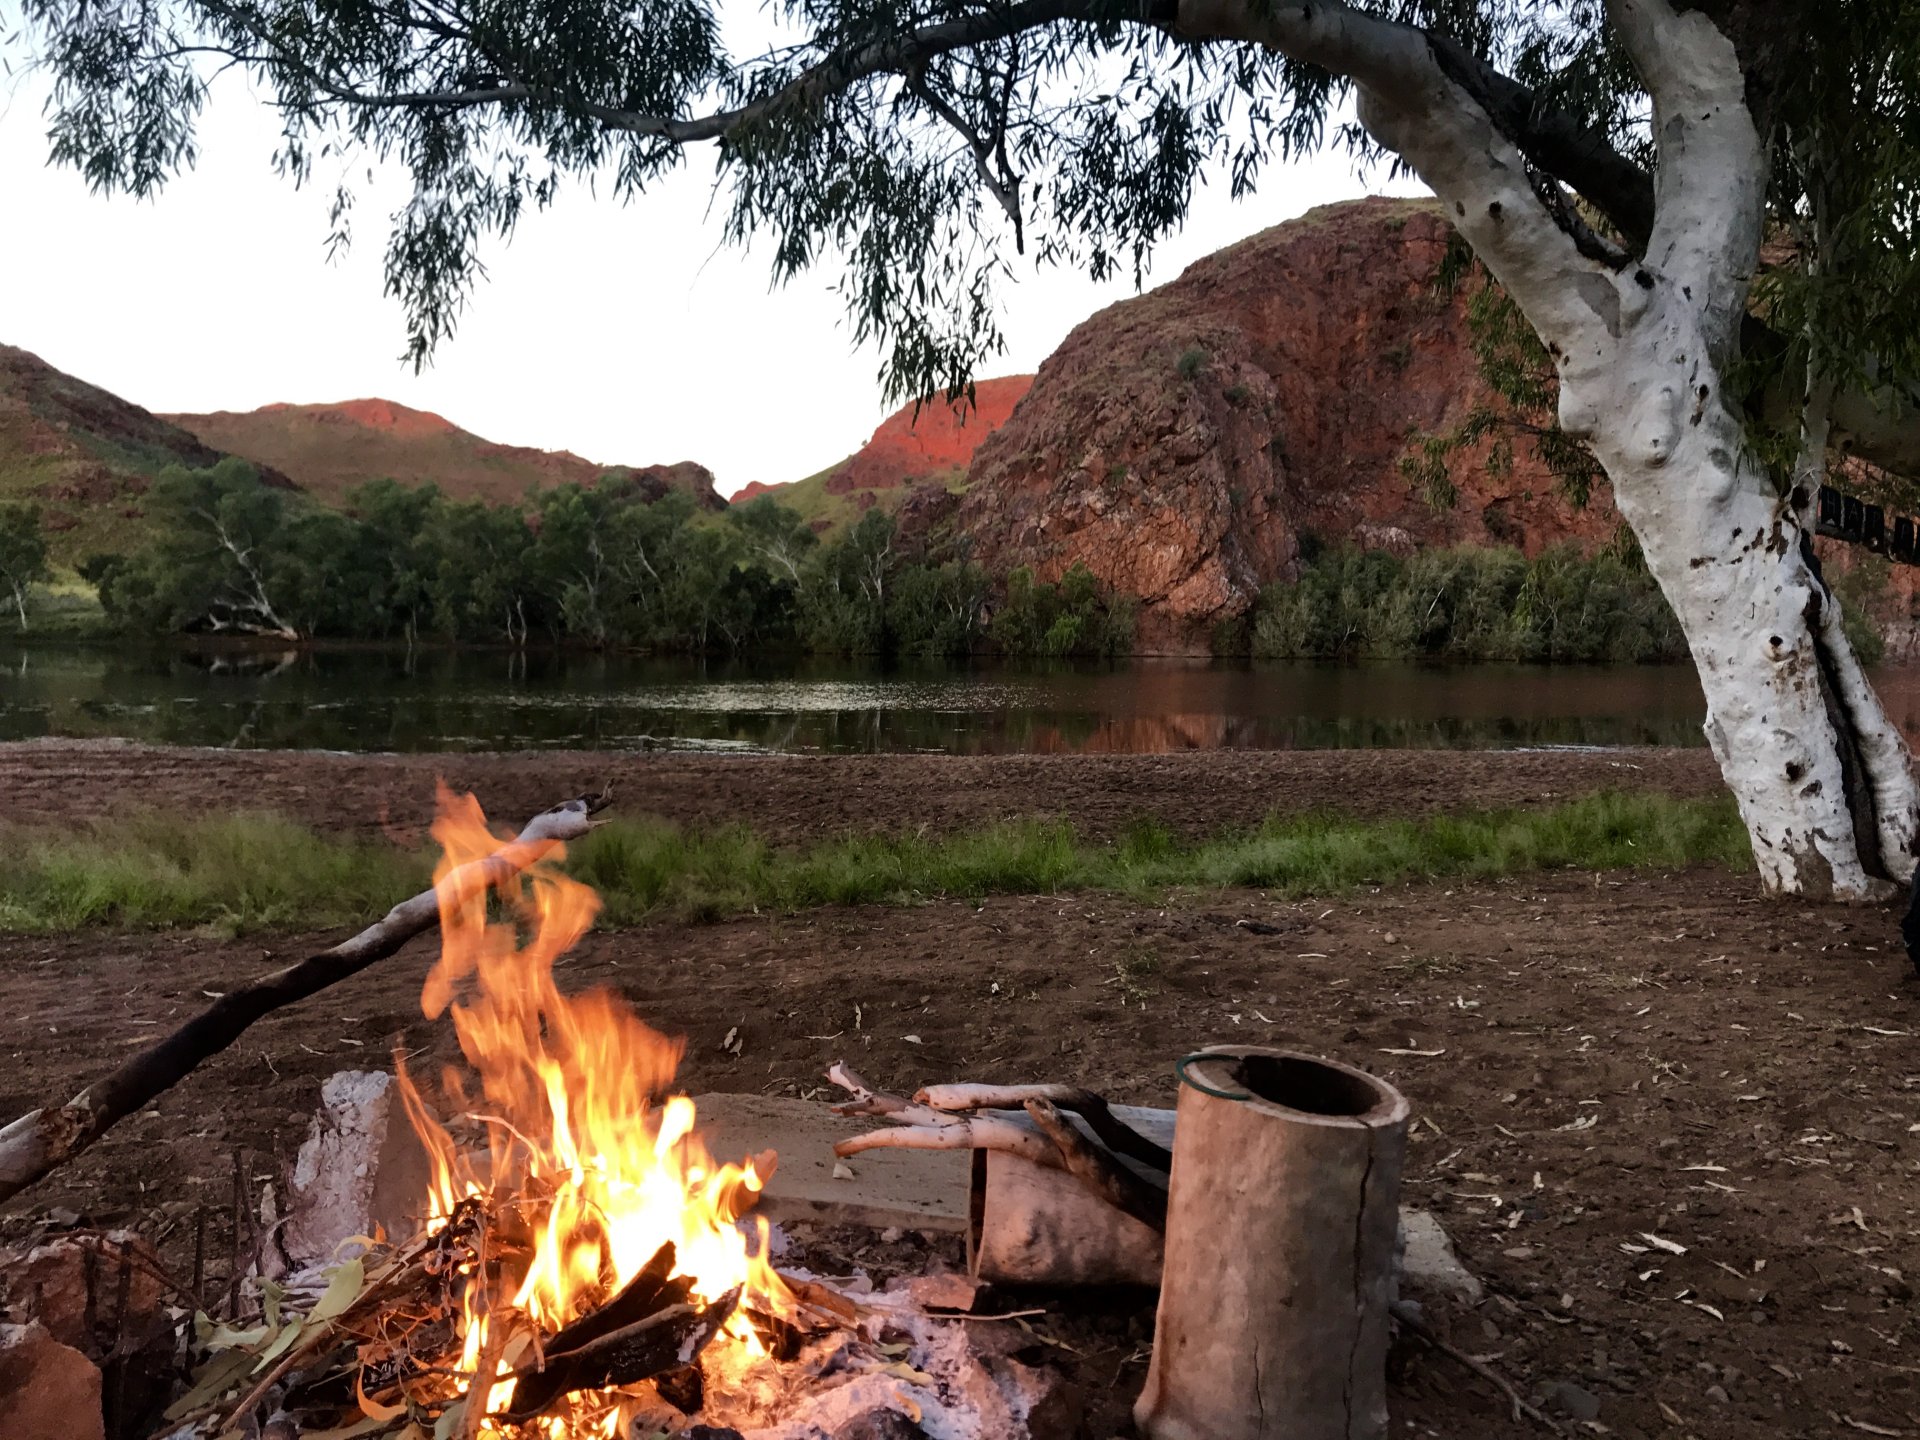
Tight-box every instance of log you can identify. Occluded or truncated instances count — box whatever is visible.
[832,1117,1062,1169]
[968,1149,1164,1288]
[1134,1047,1409,1440]
[541,1242,685,1358]
[0,790,611,1207]
[499,1288,739,1424]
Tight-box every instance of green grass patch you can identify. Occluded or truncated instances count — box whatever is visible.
[0,812,428,932]
[0,791,1750,934]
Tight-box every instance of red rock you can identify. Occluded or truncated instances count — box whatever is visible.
[957,198,1621,652]
[0,1322,104,1440]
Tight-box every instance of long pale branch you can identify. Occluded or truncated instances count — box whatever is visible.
[0,790,611,1207]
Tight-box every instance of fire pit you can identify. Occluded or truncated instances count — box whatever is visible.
[155,789,1070,1440]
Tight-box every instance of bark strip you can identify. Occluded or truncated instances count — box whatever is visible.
[0,790,611,1207]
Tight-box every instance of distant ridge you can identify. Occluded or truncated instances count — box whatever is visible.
[166,398,725,511]
[0,343,296,562]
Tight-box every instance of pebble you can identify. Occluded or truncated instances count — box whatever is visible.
[1705,1384,1730,1404]
[1543,1382,1601,1422]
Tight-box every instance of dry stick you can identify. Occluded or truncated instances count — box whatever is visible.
[826,1061,962,1129]
[1395,1308,1561,1434]
[833,1116,1065,1168]
[1021,1098,1168,1233]
[0,790,611,1206]
[919,1082,1174,1172]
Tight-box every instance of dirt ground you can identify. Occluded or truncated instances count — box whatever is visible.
[0,736,1724,841]
[3,744,1919,1439]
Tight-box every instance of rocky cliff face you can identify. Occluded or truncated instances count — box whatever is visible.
[167,399,725,511]
[955,198,1623,651]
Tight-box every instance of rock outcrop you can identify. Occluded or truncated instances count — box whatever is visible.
[955,198,1623,651]
[168,398,725,511]
[734,376,1032,531]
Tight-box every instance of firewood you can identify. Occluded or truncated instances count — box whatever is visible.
[825,1062,957,1128]
[541,1242,688,1358]
[917,1083,1173,1172]
[832,1116,1063,1169]
[1020,1099,1167,1232]
[0,789,612,1206]
[499,1288,740,1424]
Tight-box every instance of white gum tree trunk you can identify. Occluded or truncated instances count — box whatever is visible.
[1184,0,1919,898]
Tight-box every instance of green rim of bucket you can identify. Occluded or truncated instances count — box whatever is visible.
[1175,1051,1251,1102]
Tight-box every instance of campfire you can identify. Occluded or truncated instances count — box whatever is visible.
[11,783,1431,1440]
[151,788,1081,1440]
[387,785,791,1434]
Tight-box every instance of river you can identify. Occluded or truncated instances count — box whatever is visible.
[0,642,1759,754]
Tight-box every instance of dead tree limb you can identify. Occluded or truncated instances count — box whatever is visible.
[832,1116,1063,1168]
[918,1082,1173,1172]
[1021,1099,1167,1232]
[0,790,611,1207]
[826,1061,959,1128]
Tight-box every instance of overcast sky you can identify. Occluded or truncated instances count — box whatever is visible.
[0,60,1420,497]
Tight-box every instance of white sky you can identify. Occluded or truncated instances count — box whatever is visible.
[0,55,1422,496]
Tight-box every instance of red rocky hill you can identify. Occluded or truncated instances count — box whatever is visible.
[734,376,1033,526]
[167,398,725,511]
[948,197,1623,651]
[0,344,294,562]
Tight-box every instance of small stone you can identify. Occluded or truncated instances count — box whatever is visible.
[1705,1384,1730,1404]
[1502,1246,1535,1260]
[1749,1311,1768,1325]
[1383,932,1399,945]
[1398,1208,1483,1302]
[879,1227,903,1244]
[1543,1381,1601,1422]
[42,1208,81,1230]
[0,1321,105,1440]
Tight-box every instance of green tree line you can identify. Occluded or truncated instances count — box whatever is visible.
[68,460,1135,657]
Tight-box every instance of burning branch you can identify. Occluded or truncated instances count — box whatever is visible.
[0,789,612,1205]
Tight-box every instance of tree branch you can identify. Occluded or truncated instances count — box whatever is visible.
[1606,0,1765,357]
[0,789,612,1206]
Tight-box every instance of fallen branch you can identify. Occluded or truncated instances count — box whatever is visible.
[1022,1098,1167,1232]
[832,1116,1064,1168]
[826,1061,960,1128]
[1395,1306,1560,1433]
[918,1082,1173,1171]
[0,789,611,1206]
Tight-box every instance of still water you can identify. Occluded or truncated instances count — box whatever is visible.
[0,643,1745,754]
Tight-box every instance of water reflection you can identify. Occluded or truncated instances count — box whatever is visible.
[0,643,1723,755]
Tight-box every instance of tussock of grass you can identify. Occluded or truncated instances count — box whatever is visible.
[0,791,1750,934]
[0,813,428,932]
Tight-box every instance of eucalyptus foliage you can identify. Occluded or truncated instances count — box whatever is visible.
[16,0,1915,436]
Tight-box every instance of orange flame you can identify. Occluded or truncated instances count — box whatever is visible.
[397,785,785,1433]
